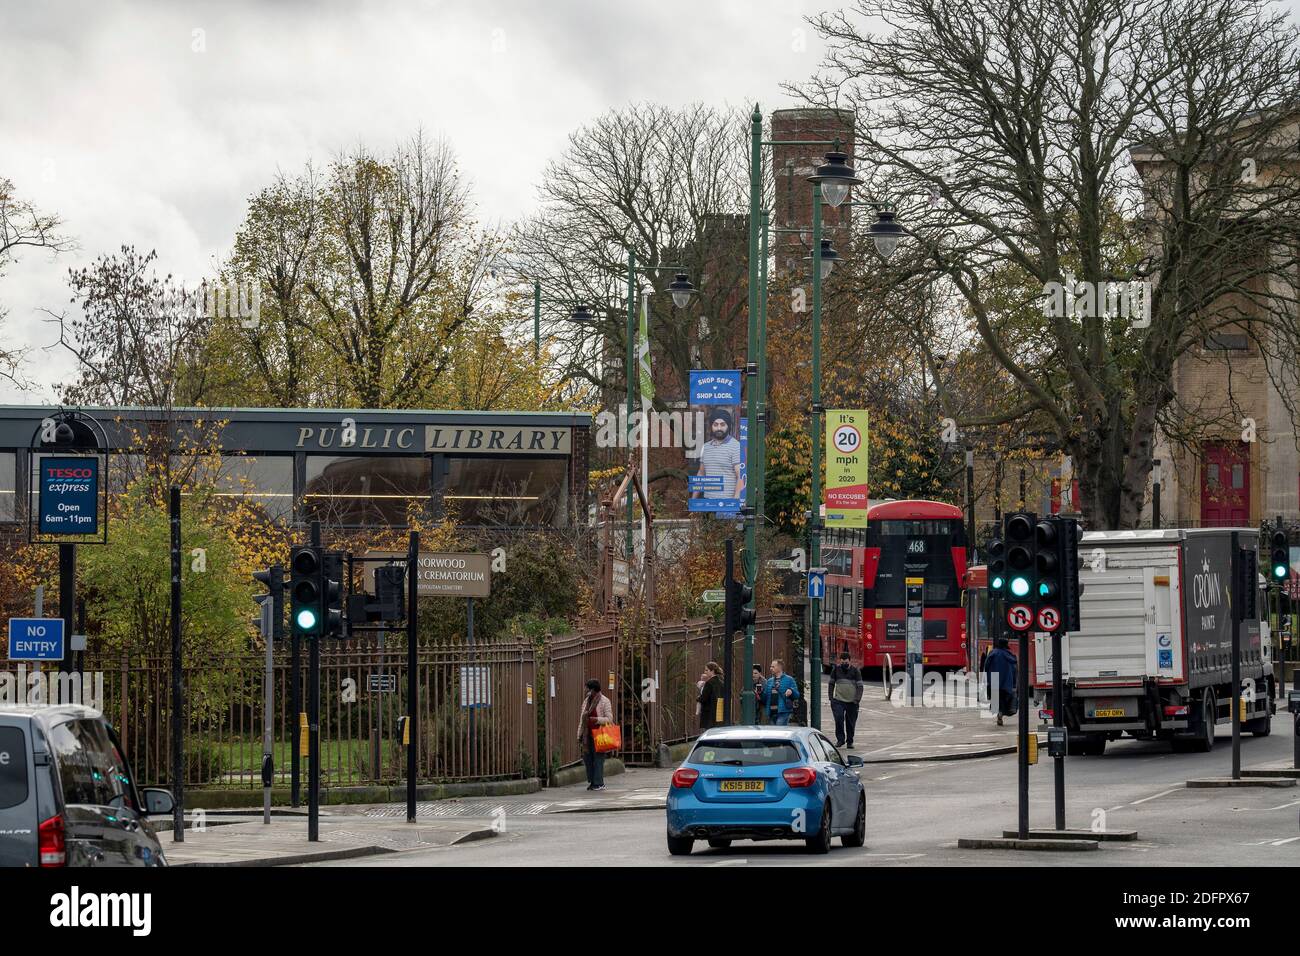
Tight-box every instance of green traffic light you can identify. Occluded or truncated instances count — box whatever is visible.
[1010,577,1030,598]
[296,607,319,631]
[991,575,1004,590]
[1274,565,1287,579]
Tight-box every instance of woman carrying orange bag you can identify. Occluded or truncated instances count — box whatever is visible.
[578,678,614,791]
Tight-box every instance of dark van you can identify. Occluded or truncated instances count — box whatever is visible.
[0,704,173,867]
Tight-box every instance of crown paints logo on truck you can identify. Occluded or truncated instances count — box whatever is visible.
[1190,555,1222,610]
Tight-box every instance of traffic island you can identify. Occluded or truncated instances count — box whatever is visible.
[958,836,1099,851]
[1185,776,1297,788]
[1001,828,1137,842]
[1241,764,1300,779]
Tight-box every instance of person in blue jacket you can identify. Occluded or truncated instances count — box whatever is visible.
[981,637,1018,725]
[760,659,801,726]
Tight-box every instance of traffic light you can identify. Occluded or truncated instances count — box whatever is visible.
[725,575,756,635]
[1035,518,1060,608]
[252,564,284,641]
[290,546,322,636]
[322,551,344,639]
[1269,531,1288,584]
[1003,512,1037,602]
[986,535,1006,597]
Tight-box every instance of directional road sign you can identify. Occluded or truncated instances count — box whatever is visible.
[808,568,827,600]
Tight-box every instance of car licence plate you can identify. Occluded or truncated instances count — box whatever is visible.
[719,780,765,792]
[1094,708,1126,718]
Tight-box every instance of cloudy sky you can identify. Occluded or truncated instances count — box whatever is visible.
[0,0,831,403]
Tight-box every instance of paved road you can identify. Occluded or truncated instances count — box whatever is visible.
[309,729,1300,867]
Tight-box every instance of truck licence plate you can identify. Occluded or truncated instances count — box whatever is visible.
[1094,708,1126,718]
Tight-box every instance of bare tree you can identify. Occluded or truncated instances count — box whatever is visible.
[0,176,73,383]
[797,0,1300,527]
[511,104,754,409]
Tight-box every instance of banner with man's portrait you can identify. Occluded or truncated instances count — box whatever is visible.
[688,370,745,515]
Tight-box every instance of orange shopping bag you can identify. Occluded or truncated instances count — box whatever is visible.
[592,723,622,753]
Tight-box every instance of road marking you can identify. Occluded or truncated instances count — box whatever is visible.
[1107,806,1125,812]
[1231,800,1300,812]
[702,857,750,866]
[1129,787,1182,806]
[1270,836,1300,846]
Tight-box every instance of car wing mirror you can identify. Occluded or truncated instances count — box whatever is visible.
[142,787,175,816]
[846,755,865,768]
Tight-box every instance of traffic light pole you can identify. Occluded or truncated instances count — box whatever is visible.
[809,186,824,732]
[169,487,184,843]
[308,521,321,842]
[1052,627,1065,830]
[407,530,419,823]
[1017,630,1030,841]
[724,540,736,724]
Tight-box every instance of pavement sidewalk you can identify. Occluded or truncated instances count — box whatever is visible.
[162,812,498,866]
[810,670,1035,762]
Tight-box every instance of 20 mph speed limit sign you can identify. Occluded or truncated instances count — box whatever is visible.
[1006,604,1033,631]
[832,423,861,454]
[1036,606,1061,632]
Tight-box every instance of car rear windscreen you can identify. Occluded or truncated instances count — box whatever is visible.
[0,727,28,809]
[689,739,802,766]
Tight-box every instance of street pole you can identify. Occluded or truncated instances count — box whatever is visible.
[1231,531,1242,782]
[1052,626,1065,830]
[467,596,476,777]
[1019,467,1027,512]
[169,487,184,843]
[261,597,273,826]
[1017,631,1030,840]
[533,279,541,364]
[965,447,976,564]
[308,521,320,841]
[742,106,763,725]
[626,249,636,563]
[724,539,736,725]
[58,544,74,679]
[809,183,824,731]
[1152,459,1161,530]
[407,530,419,822]
[290,568,301,808]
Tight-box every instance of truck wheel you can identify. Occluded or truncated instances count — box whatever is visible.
[1246,707,1272,737]
[1083,734,1107,756]
[1189,691,1216,753]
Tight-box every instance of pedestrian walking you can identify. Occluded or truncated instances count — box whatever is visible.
[982,637,1018,725]
[828,651,864,748]
[759,659,800,726]
[577,678,614,790]
[697,662,725,731]
[751,665,766,725]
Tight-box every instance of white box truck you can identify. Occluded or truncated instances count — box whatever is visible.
[1033,528,1275,755]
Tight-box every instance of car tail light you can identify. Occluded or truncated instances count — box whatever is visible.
[671,767,699,788]
[1164,705,1188,718]
[39,815,66,867]
[782,766,817,788]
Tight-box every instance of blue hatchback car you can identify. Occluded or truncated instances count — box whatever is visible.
[666,725,866,855]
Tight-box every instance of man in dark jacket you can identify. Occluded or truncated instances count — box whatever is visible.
[697,662,725,731]
[828,652,864,747]
[981,637,1018,725]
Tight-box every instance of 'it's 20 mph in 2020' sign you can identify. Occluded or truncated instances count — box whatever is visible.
[825,410,868,528]
[38,457,99,535]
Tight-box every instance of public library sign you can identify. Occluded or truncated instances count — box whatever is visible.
[293,424,572,454]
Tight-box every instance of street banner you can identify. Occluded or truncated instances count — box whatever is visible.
[825,409,869,527]
[688,370,745,515]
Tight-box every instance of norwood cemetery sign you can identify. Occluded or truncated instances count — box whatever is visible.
[366,552,492,598]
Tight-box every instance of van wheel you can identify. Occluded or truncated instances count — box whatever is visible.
[806,802,832,854]
[667,831,694,856]
[1189,691,1216,753]
[841,796,866,848]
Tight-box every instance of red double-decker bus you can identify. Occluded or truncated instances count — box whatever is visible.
[818,500,970,675]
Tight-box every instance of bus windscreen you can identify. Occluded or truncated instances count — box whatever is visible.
[872,519,961,606]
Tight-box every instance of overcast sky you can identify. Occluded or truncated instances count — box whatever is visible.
[0,0,831,403]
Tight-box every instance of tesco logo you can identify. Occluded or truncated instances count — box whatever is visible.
[48,467,92,478]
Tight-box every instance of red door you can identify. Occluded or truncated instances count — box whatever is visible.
[1200,442,1250,526]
